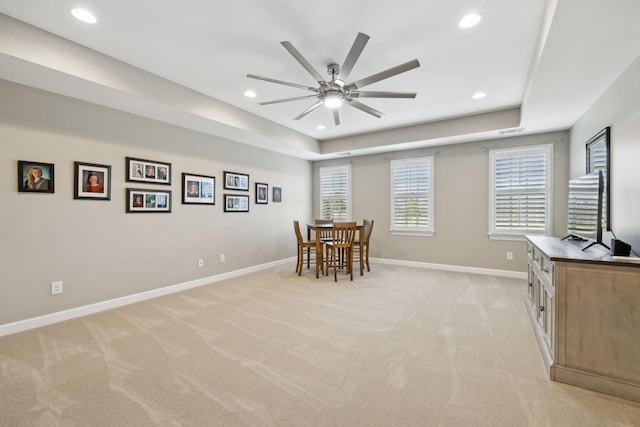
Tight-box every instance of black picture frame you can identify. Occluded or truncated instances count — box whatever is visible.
[223,171,249,191]
[182,173,215,205]
[585,127,611,230]
[126,188,172,213]
[126,157,171,185]
[272,186,282,203]
[223,194,250,212]
[18,160,54,193]
[255,182,268,204]
[74,161,111,200]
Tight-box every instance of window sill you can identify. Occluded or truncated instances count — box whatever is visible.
[390,230,434,237]
[488,233,532,242]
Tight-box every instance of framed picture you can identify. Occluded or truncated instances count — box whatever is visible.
[255,182,268,204]
[223,194,250,212]
[223,171,249,191]
[74,161,111,200]
[18,160,54,193]
[126,157,171,185]
[272,186,282,203]
[126,188,172,213]
[182,173,215,205]
[586,127,611,231]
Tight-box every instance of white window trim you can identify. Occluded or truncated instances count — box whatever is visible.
[319,164,352,221]
[488,144,553,240]
[390,156,434,237]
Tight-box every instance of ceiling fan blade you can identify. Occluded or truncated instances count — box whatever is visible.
[353,91,417,99]
[345,59,420,91]
[293,101,323,120]
[333,109,342,126]
[346,99,384,118]
[247,74,318,92]
[281,41,325,84]
[259,95,318,105]
[340,32,370,81]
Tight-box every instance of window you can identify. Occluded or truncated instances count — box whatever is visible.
[390,156,434,235]
[319,165,351,220]
[489,144,552,239]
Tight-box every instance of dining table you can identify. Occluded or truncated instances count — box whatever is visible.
[306,223,365,276]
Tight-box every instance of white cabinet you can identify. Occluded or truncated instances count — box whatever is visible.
[526,236,640,403]
[526,242,554,368]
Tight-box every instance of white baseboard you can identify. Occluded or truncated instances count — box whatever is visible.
[0,257,525,337]
[0,258,294,337]
[371,257,527,280]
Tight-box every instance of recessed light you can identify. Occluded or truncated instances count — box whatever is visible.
[71,8,97,24]
[472,91,486,99]
[316,125,326,130]
[459,13,481,29]
[244,90,256,98]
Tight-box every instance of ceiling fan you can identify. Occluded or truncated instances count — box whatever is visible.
[247,32,420,126]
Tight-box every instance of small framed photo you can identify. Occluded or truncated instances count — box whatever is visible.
[223,171,249,191]
[126,188,172,213]
[273,186,282,203]
[18,160,54,193]
[74,161,111,200]
[224,194,250,212]
[255,182,268,204]
[183,173,215,205]
[126,157,171,185]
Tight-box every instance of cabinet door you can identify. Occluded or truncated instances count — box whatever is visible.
[542,283,554,351]
[535,275,545,327]
[527,262,535,304]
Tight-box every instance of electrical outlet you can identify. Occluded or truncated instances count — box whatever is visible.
[506,252,514,261]
[198,258,204,267]
[51,281,63,295]
[219,254,225,263]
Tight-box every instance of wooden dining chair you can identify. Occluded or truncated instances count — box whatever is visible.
[324,221,357,282]
[314,218,333,244]
[294,220,323,278]
[353,219,374,275]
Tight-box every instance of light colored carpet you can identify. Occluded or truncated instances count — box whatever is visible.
[2,263,640,426]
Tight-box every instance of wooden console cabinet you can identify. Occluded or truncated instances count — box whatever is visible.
[526,235,640,403]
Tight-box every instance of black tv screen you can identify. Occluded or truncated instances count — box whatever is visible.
[567,171,603,243]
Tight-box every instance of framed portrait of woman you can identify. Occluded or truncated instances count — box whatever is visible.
[18,160,55,193]
[74,161,112,200]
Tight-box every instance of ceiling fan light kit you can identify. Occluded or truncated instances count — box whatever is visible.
[247,32,420,126]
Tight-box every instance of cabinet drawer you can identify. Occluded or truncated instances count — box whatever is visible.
[539,255,554,282]
[527,243,534,261]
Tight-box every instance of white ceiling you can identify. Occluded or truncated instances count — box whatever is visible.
[1,0,639,160]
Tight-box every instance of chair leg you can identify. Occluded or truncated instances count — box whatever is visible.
[365,245,370,272]
[297,247,304,276]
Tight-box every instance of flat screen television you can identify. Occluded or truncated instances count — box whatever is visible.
[564,171,608,250]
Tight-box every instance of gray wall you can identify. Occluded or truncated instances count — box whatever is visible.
[0,80,312,325]
[570,53,640,252]
[314,132,570,273]
[3,49,639,327]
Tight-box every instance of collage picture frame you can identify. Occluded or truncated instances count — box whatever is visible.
[126,157,171,185]
[224,194,249,212]
[223,171,249,191]
[182,173,215,205]
[126,188,172,213]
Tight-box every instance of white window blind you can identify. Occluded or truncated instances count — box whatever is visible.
[390,156,434,235]
[489,145,552,238]
[319,165,351,220]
